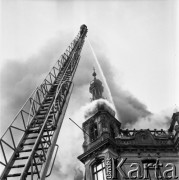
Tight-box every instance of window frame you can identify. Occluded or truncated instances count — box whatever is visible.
[92,159,106,180]
[89,123,98,142]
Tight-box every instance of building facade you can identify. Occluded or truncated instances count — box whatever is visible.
[78,71,179,180]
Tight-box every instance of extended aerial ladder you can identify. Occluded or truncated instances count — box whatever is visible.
[0,25,88,180]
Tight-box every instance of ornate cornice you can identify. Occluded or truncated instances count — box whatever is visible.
[78,130,178,164]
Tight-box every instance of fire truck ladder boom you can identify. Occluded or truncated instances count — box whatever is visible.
[0,25,88,180]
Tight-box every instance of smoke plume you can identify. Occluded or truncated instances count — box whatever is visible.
[0,31,73,135]
[84,99,115,119]
[74,40,152,126]
[0,33,172,179]
[74,168,83,180]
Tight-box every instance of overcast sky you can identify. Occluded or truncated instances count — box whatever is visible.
[0,0,178,179]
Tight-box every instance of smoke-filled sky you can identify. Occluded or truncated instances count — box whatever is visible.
[0,0,179,179]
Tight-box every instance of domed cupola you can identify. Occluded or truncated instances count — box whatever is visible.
[89,68,104,101]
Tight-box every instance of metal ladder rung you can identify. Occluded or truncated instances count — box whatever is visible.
[15,156,29,160]
[29,125,53,131]
[40,104,50,108]
[7,171,39,177]
[34,115,53,122]
[19,147,49,153]
[44,99,52,103]
[43,99,52,103]
[34,120,53,125]
[37,111,47,115]
[23,142,35,146]
[36,115,45,119]
[18,149,32,153]
[11,164,25,168]
[31,123,53,129]
[23,140,50,146]
[34,120,52,125]
[41,104,51,109]
[28,128,54,134]
[25,134,52,140]
[15,154,41,160]
[12,162,43,169]
[42,101,51,104]
[46,95,55,98]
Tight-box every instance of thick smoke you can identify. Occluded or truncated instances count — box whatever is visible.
[0,31,85,179]
[47,157,83,180]
[84,99,115,119]
[49,158,68,179]
[74,168,83,180]
[0,33,172,179]
[74,40,152,127]
[126,112,171,130]
[0,32,73,135]
[76,40,172,130]
[90,42,172,129]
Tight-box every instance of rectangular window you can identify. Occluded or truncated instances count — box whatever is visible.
[90,123,98,141]
[93,160,106,180]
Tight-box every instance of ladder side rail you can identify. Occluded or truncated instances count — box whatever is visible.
[20,32,86,179]
[0,80,51,174]
[0,34,81,178]
[40,82,74,180]
[19,34,83,179]
[0,56,73,179]
[39,35,86,179]
[0,27,86,179]
[34,81,72,180]
[20,80,73,180]
[0,32,80,141]
[31,30,84,179]
[0,55,60,140]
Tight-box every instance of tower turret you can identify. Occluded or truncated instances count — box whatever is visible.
[89,68,104,101]
[78,72,121,180]
[78,69,179,180]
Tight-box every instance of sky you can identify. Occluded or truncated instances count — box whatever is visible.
[0,0,178,179]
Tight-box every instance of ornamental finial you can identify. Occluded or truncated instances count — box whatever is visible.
[92,67,97,79]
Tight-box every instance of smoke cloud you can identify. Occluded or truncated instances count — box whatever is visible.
[84,99,115,119]
[74,168,83,180]
[74,40,152,126]
[0,31,85,179]
[0,32,172,179]
[126,112,171,130]
[0,31,73,135]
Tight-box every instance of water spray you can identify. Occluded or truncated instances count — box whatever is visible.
[87,38,119,120]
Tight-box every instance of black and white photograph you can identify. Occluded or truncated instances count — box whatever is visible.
[0,0,179,179]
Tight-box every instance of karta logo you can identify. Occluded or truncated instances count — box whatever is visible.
[105,158,113,179]
[105,157,178,179]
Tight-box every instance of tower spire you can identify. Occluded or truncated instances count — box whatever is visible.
[92,67,97,80]
[89,68,104,101]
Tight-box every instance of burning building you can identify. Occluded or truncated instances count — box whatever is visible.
[78,70,179,180]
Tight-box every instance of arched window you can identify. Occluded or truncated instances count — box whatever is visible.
[92,159,106,180]
[90,123,98,142]
[110,125,115,139]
